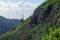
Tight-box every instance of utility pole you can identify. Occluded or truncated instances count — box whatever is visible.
[20,14,24,22]
[22,14,24,20]
[20,0,25,22]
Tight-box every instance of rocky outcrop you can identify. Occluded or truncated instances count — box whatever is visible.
[31,4,60,27]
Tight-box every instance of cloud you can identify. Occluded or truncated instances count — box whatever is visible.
[0,1,38,19]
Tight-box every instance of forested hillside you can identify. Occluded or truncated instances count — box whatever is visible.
[0,0,60,40]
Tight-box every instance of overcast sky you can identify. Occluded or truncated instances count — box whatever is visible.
[0,0,45,19]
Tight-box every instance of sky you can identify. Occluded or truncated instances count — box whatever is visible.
[0,0,45,19]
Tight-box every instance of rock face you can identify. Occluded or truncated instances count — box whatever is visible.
[31,3,60,27]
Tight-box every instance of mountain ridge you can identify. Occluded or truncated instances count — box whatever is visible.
[0,16,21,35]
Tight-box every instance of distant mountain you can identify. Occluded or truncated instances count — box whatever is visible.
[0,16,22,34]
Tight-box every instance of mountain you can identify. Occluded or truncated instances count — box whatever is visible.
[0,16,22,35]
[0,0,60,40]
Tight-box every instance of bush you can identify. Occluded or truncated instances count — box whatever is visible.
[42,27,60,40]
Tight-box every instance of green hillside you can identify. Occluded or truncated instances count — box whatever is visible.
[0,0,60,40]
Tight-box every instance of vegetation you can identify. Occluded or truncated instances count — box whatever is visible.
[43,27,60,40]
[0,0,60,40]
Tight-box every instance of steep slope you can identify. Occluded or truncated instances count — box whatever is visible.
[0,0,60,40]
[0,16,21,35]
